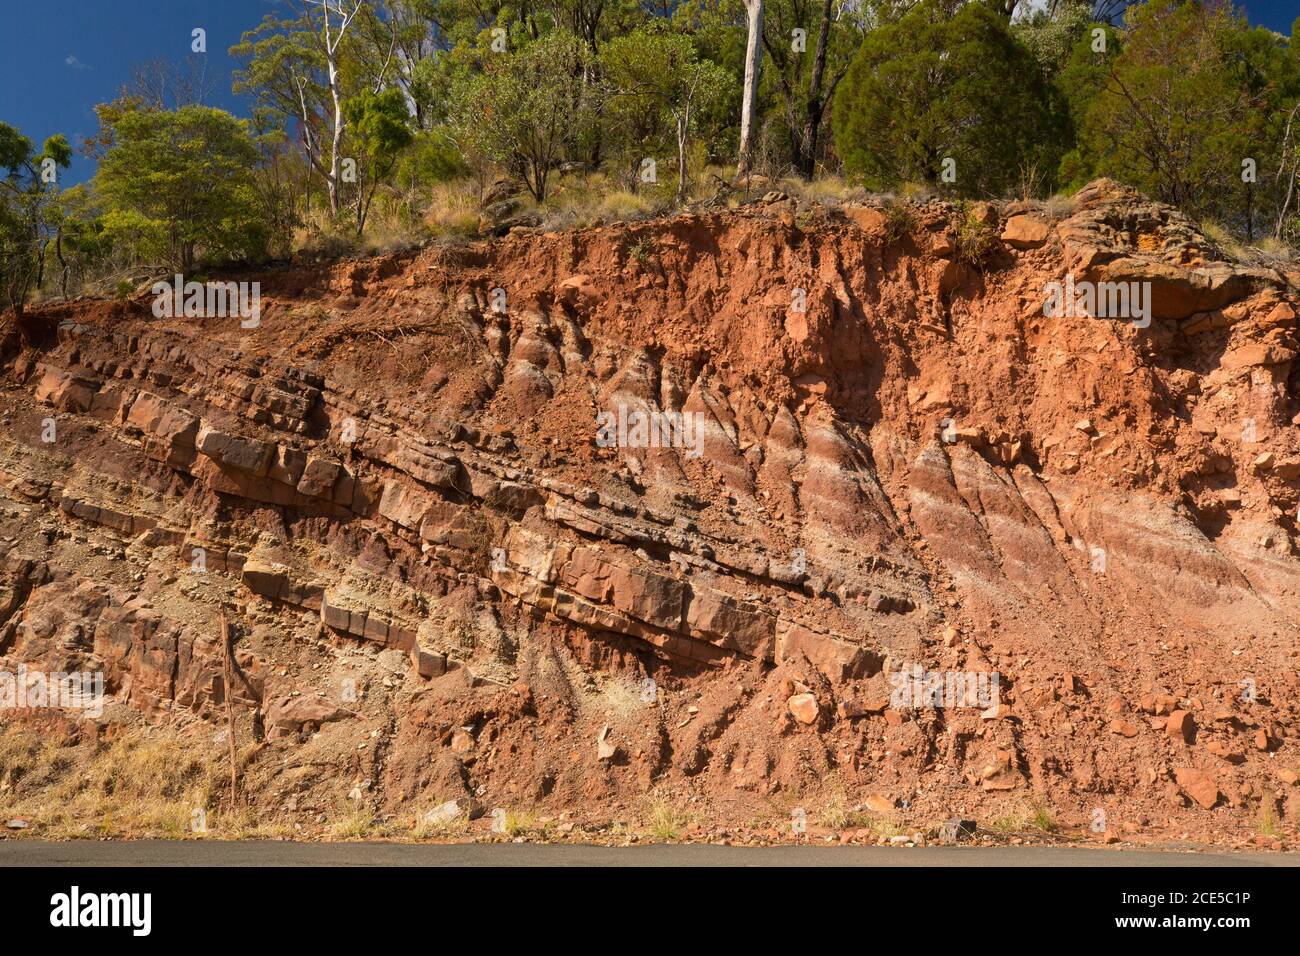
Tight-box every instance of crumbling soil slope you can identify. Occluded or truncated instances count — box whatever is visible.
[1,179,1298,847]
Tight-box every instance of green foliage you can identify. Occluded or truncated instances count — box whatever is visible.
[345,88,415,167]
[451,31,596,202]
[952,200,999,266]
[244,108,307,260]
[602,26,735,197]
[626,234,654,263]
[343,88,415,234]
[759,0,870,177]
[1013,0,1095,81]
[230,2,403,220]
[409,46,478,130]
[48,185,110,299]
[0,122,71,316]
[95,106,267,270]
[832,0,1065,197]
[1052,20,1120,191]
[395,131,469,191]
[1076,0,1299,232]
[887,202,918,242]
[229,13,329,131]
[601,28,679,188]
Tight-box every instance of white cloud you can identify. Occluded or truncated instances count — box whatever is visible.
[64,54,92,71]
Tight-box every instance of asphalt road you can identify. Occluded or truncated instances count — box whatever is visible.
[0,840,1294,866]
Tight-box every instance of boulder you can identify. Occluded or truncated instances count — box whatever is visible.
[1001,214,1051,249]
[844,205,888,235]
[1173,767,1220,810]
[937,819,977,844]
[787,693,819,725]
[264,694,349,737]
[1165,710,1196,743]
[297,455,342,498]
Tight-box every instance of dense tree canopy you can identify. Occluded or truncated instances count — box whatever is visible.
[0,123,71,320]
[832,0,1065,195]
[1074,0,1300,236]
[3,0,1300,311]
[451,31,595,202]
[95,106,266,270]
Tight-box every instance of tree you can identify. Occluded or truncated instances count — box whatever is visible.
[601,30,676,190]
[1047,0,1132,24]
[231,1,379,218]
[603,28,735,199]
[343,87,415,234]
[452,31,595,202]
[1077,0,1272,221]
[95,106,267,271]
[1013,0,1094,81]
[670,0,749,165]
[311,0,371,216]
[760,0,869,178]
[48,185,109,300]
[1208,10,1300,240]
[123,55,215,109]
[832,0,1062,196]
[0,123,71,324]
[407,27,495,132]
[1053,19,1121,191]
[1267,17,1300,240]
[247,108,312,258]
[736,0,764,176]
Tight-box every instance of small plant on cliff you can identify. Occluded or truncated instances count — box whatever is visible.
[988,800,1057,836]
[870,818,906,842]
[952,201,999,266]
[411,808,469,841]
[1029,803,1058,834]
[448,505,497,576]
[987,811,1022,836]
[818,791,875,831]
[627,235,654,265]
[881,199,919,243]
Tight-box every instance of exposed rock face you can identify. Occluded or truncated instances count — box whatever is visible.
[1,179,1297,842]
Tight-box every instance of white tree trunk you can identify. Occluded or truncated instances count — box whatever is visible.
[677,120,689,201]
[737,0,764,178]
[311,0,362,217]
[327,55,344,215]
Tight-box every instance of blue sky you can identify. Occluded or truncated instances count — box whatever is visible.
[0,0,279,184]
[1,0,1297,185]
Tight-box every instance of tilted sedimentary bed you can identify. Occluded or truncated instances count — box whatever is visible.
[1,179,1298,844]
